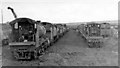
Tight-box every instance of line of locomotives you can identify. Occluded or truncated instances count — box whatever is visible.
[77,22,111,48]
[8,18,69,60]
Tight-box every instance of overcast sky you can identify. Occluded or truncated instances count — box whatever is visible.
[0,0,119,23]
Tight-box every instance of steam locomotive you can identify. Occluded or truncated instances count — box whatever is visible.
[8,18,68,60]
[6,7,68,60]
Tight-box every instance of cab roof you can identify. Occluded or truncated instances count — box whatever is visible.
[41,22,52,25]
[9,18,37,25]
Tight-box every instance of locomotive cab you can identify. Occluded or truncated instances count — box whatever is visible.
[9,18,38,60]
[9,18,37,43]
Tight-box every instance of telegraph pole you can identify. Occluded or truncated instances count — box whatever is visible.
[1,9,3,24]
[1,0,3,24]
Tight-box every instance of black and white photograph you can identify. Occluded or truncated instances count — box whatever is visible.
[0,0,119,67]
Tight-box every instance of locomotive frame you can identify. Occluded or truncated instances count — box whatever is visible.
[78,22,104,48]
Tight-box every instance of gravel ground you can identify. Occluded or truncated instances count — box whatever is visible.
[2,30,118,66]
[44,30,118,66]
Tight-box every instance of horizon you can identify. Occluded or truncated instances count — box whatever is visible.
[0,20,118,25]
[0,0,119,23]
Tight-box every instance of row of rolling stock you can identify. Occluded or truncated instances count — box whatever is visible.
[8,18,69,60]
[77,22,111,48]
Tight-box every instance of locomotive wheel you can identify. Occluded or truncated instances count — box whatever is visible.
[38,50,42,56]
[31,51,38,60]
[96,42,100,48]
[93,42,97,48]
[34,50,38,59]
[49,42,52,46]
[99,42,102,48]
[38,48,44,56]
[88,42,94,48]
[44,41,48,50]
[57,35,59,39]
[11,51,19,60]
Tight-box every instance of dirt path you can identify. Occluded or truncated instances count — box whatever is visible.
[47,30,88,53]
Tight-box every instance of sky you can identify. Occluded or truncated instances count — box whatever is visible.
[0,0,119,23]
